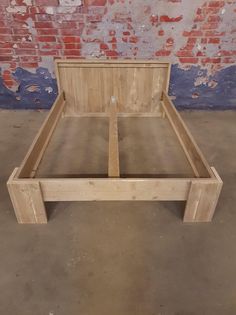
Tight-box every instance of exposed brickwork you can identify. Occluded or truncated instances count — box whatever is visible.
[0,0,235,107]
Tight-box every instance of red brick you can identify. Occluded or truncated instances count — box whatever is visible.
[208,15,221,22]
[20,62,39,68]
[0,42,13,48]
[208,37,220,44]
[208,1,224,7]
[0,49,12,54]
[17,43,38,49]
[201,22,219,30]
[35,21,53,28]
[87,14,103,22]
[219,50,236,56]
[39,50,58,56]
[201,57,221,64]
[0,56,13,61]
[13,29,31,35]
[63,50,81,56]
[14,49,37,55]
[41,43,62,49]
[160,15,183,22]
[85,0,107,5]
[37,29,58,35]
[129,36,138,43]
[150,15,158,25]
[0,28,12,34]
[183,30,203,36]
[155,49,171,56]
[176,50,194,57]
[179,57,198,63]
[20,56,41,62]
[60,29,83,36]
[222,57,236,63]
[62,36,81,43]
[105,50,118,57]
[100,43,109,50]
[34,0,58,5]
[205,30,225,36]
[37,36,56,42]
[194,15,205,22]
[196,51,205,56]
[58,21,77,28]
[36,14,54,21]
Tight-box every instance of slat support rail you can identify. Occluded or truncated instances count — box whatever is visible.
[17,91,66,178]
[108,96,120,177]
[161,91,213,178]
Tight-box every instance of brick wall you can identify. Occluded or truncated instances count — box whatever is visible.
[0,0,235,109]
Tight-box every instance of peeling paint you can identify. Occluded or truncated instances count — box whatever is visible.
[170,65,236,109]
[6,6,27,13]
[59,0,82,5]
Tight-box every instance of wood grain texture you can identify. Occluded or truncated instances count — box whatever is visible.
[40,178,190,201]
[162,92,212,178]
[7,168,47,224]
[184,167,223,222]
[55,60,170,115]
[17,92,65,178]
[108,97,120,177]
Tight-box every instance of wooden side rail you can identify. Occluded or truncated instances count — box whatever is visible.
[17,92,66,178]
[108,96,120,177]
[161,91,213,178]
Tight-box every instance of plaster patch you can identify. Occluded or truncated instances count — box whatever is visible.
[6,6,27,13]
[194,76,208,86]
[26,18,37,36]
[59,0,82,5]
[23,0,32,4]
[45,86,53,93]
[45,7,54,15]
[57,6,77,14]
[26,84,40,92]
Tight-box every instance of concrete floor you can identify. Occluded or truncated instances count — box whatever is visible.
[0,110,236,315]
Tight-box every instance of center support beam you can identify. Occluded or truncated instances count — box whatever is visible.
[108,96,120,177]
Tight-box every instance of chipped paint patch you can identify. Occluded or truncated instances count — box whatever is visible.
[0,67,57,109]
[6,6,27,13]
[169,64,236,109]
[45,7,54,15]
[59,0,82,5]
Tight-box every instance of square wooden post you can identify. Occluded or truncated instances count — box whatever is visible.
[7,168,47,224]
[184,168,223,222]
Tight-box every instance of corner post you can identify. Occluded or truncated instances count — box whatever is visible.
[7,168,47,224]
[184,168,223,222]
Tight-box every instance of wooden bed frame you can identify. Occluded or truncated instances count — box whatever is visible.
[7,60,223,224]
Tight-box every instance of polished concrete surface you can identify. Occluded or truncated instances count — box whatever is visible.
[0,110,236,315]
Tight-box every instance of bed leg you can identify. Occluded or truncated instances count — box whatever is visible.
[183,176,222,223]
[7,169,47,224]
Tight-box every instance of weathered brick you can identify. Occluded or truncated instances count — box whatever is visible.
[160,15,183,22]
[34,0,58,5]
[179,57,198,63]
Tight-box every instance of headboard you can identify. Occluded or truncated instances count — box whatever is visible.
[55,59,171,116]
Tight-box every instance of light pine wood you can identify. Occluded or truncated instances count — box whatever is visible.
[7,60,222,224]
[17,92,66,178]
[7,168,47,224]
[184,168,223,222]
[55,60,170,116]
[108,97,120,177]
[162,92,212,178]
[39,178,190,201]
